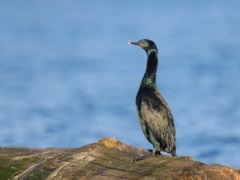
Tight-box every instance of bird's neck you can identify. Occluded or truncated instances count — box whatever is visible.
[140,50,158,87]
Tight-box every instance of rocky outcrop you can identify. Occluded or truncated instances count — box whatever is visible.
[0,137,239,179]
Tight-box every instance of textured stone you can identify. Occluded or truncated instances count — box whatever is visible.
[0,137,239,179]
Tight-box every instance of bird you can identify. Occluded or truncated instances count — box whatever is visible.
[128,39,177,158]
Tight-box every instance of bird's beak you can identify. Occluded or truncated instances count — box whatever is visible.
[128,40,139,46]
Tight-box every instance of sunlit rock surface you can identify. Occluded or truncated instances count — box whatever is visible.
[0,137,239,179]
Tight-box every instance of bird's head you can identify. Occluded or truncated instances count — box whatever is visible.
[128,39,158,54]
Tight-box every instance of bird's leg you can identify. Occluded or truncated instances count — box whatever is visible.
[131,147,161,163]
[170,150,177,157]
[152,147,162,156]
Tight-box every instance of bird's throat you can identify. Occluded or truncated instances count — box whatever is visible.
[141,51,158,87]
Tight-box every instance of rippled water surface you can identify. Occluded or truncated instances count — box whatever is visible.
[0,1,240,168]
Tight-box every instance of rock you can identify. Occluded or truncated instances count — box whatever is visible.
[0,137,239,179]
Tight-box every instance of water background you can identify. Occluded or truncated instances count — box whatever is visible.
[0,1,240,168]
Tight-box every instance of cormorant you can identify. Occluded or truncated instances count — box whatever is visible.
[128,39,177,158]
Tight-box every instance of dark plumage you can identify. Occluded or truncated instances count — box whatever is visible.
[129,39,177,157]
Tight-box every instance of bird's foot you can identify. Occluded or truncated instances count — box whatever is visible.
[131,153,152,163]
[131,150,161,163]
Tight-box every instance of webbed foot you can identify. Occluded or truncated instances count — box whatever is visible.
[131,149,161,163]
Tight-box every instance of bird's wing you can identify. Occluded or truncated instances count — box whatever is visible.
[140,90,176,150]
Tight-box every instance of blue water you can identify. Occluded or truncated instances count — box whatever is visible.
[0,1,240,168]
